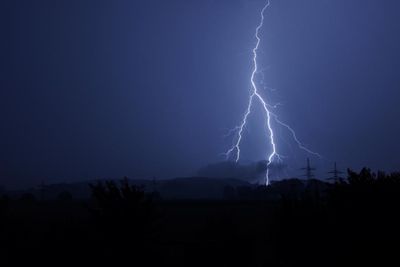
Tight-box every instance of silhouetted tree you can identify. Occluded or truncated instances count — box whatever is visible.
[88,177,158,261]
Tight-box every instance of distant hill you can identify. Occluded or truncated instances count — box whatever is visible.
[157,177,251,199]
[3,177,332,200]
[4,177,252,200]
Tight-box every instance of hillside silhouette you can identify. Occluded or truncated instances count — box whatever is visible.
[0,168,399,266]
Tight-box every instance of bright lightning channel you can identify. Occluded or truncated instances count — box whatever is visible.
[225,0,320,186]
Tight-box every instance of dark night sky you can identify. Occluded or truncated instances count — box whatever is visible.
[1,0,400,189]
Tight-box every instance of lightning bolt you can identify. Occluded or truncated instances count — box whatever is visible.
[225,0,320,186]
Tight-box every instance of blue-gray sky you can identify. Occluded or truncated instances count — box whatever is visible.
[1,0,400,188]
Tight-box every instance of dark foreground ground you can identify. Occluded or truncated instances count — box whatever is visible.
[1,169,399,266]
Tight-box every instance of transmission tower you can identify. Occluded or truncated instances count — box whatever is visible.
[328,162,344,182]
[301,158,316,180]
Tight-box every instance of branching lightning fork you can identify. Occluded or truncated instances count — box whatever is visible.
[225,0,320,186]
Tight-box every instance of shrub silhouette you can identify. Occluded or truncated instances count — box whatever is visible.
[89,178,157,246]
